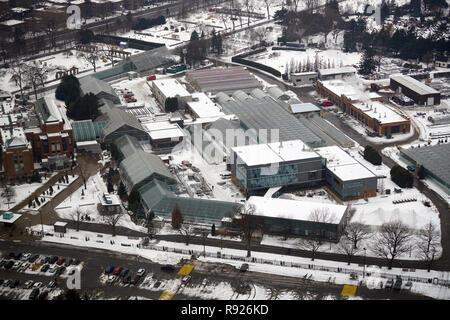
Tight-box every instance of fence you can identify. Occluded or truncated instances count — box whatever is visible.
[32,228,450,288]
[142,243,450,287]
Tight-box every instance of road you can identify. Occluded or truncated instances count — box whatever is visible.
[0,240,430,300]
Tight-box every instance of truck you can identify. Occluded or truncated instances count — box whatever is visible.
[165,64,187,74]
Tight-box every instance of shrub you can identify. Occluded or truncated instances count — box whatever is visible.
[363,145,382,165]
[390,165,414,188]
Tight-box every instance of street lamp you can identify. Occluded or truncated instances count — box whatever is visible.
[363,247,367,278]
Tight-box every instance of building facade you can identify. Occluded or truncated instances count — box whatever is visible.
[390,75,441,106]
[1,127,34,179]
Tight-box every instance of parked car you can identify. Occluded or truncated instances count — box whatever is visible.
[49,256,58,264]
[24,280,34,289]
[47,281,56,289]
[182,275,191,284]
[21,253,31,261]
[119,269,129,278]
[29,288,40,300]
[56,258,66,265]
[161,264,175,272]
[72,260,81,266]
[4,261,14,270]
[6,252,15,259]
[19,262,30,272]
[43,256,51,264]
[407,166,415,172]
[56,266,66,276]
[12,261,22,270]
[29,254,40,263]
[322,100,333,107]
[105,266,115,274]
[14,253,22,260]
[40,264,50,272]
[64,259,73,267]
[3,280,12,287]
[112,266,123,276]
[394,277,402,291]
[0,259,7,268]
[136,269,146,277]
[123,275,132,284]
[385,279,394,289]
[48,266,58,274]
[403,281,413,291]
[147,74,156,81]
[33,282,42,289]
[107,275,116,284]
[239,263,249,272]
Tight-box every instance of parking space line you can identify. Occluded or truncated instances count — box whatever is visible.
[177,264,194,276]
[341,285,357,297]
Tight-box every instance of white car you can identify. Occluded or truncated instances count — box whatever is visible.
[107,275,116,284]
[48,266,58,273]
[33,282,42,289]
[136,269,146,277]
[19,262,30,272]
[182,275,191,284]
[24,280,34,289]
[21,253,31,261]
[12,261,22,270]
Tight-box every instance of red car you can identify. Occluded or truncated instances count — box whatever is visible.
[322,100,333,106]
[112,266,123,275]
[147,74,156,81]
[56,258,65,265]
[123,94,131,99]
[130,98,137,102]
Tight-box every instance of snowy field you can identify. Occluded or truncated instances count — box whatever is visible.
[248,48,361,75]
[32,224,450,300]
[55,172,147,233]
[0,174,56,211]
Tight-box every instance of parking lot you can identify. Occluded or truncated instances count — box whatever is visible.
[0,252,83,300]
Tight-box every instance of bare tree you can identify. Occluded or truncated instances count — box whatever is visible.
[178,223,195,245]
[10,60,27,101]
[263,0,271,19]
[416,221,441,272]
[236,204,261,257]
[79,48,100,73]
[338,238,360,265]
[298,208,335,261]
[71,206,83,232]
[344,222,372,249]
[2,183,16,209]
[371,220,412,269]
[103,211,123,237]
[101,43,117,67]
[23,61,53,100]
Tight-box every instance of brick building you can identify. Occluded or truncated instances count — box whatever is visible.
[1,126,34,179]
[25,96,74,170]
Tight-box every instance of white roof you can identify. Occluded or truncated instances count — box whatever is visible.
[0,20,24,26]
[319,67,357,77]
[246,196,347,224]
[390,75,439,95]
[54,222,68,227]
[0,213,22,224]
[321,79,361,101]
[151,79,190,98]
[315,146,377,181]
[143,121,186,140]
[186,92,224,118]
[352,101,407,124]
[1,127,30,149]
[232,140,319,167]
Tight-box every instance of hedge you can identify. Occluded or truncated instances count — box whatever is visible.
[232,48,281,78]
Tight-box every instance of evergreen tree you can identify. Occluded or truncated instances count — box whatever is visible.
[211,223,216,236]
[363,145,382,165]
[358,46,377,76]
[107,180,114,193]
[68,93,100,121]
[55,75,81,106]
[118,182,127,199]
[171,204,183,230]
[190,30,199,41]
[417,165,425,179]
[164,97,178,112]
[127,189,141,214]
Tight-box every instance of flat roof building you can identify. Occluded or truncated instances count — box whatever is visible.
[150,78,192,110]
[245,196,349,241]
[318,67,357,80]
[390,75,440,106]
[186,66,262,94]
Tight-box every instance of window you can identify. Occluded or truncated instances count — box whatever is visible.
[51,142,56,152]
[43,140,49,154]
[56,141,61,152]
[62,138,67,151]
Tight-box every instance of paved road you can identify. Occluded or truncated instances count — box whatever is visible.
[0,240,430,300]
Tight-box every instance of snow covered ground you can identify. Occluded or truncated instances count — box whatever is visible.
[247,48,361,75]
[55,172,146,233]
[31,224,450,300]
[0,174,56,211]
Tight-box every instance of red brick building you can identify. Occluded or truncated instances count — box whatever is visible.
[25,96,74,170]
[1,127,34,179]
